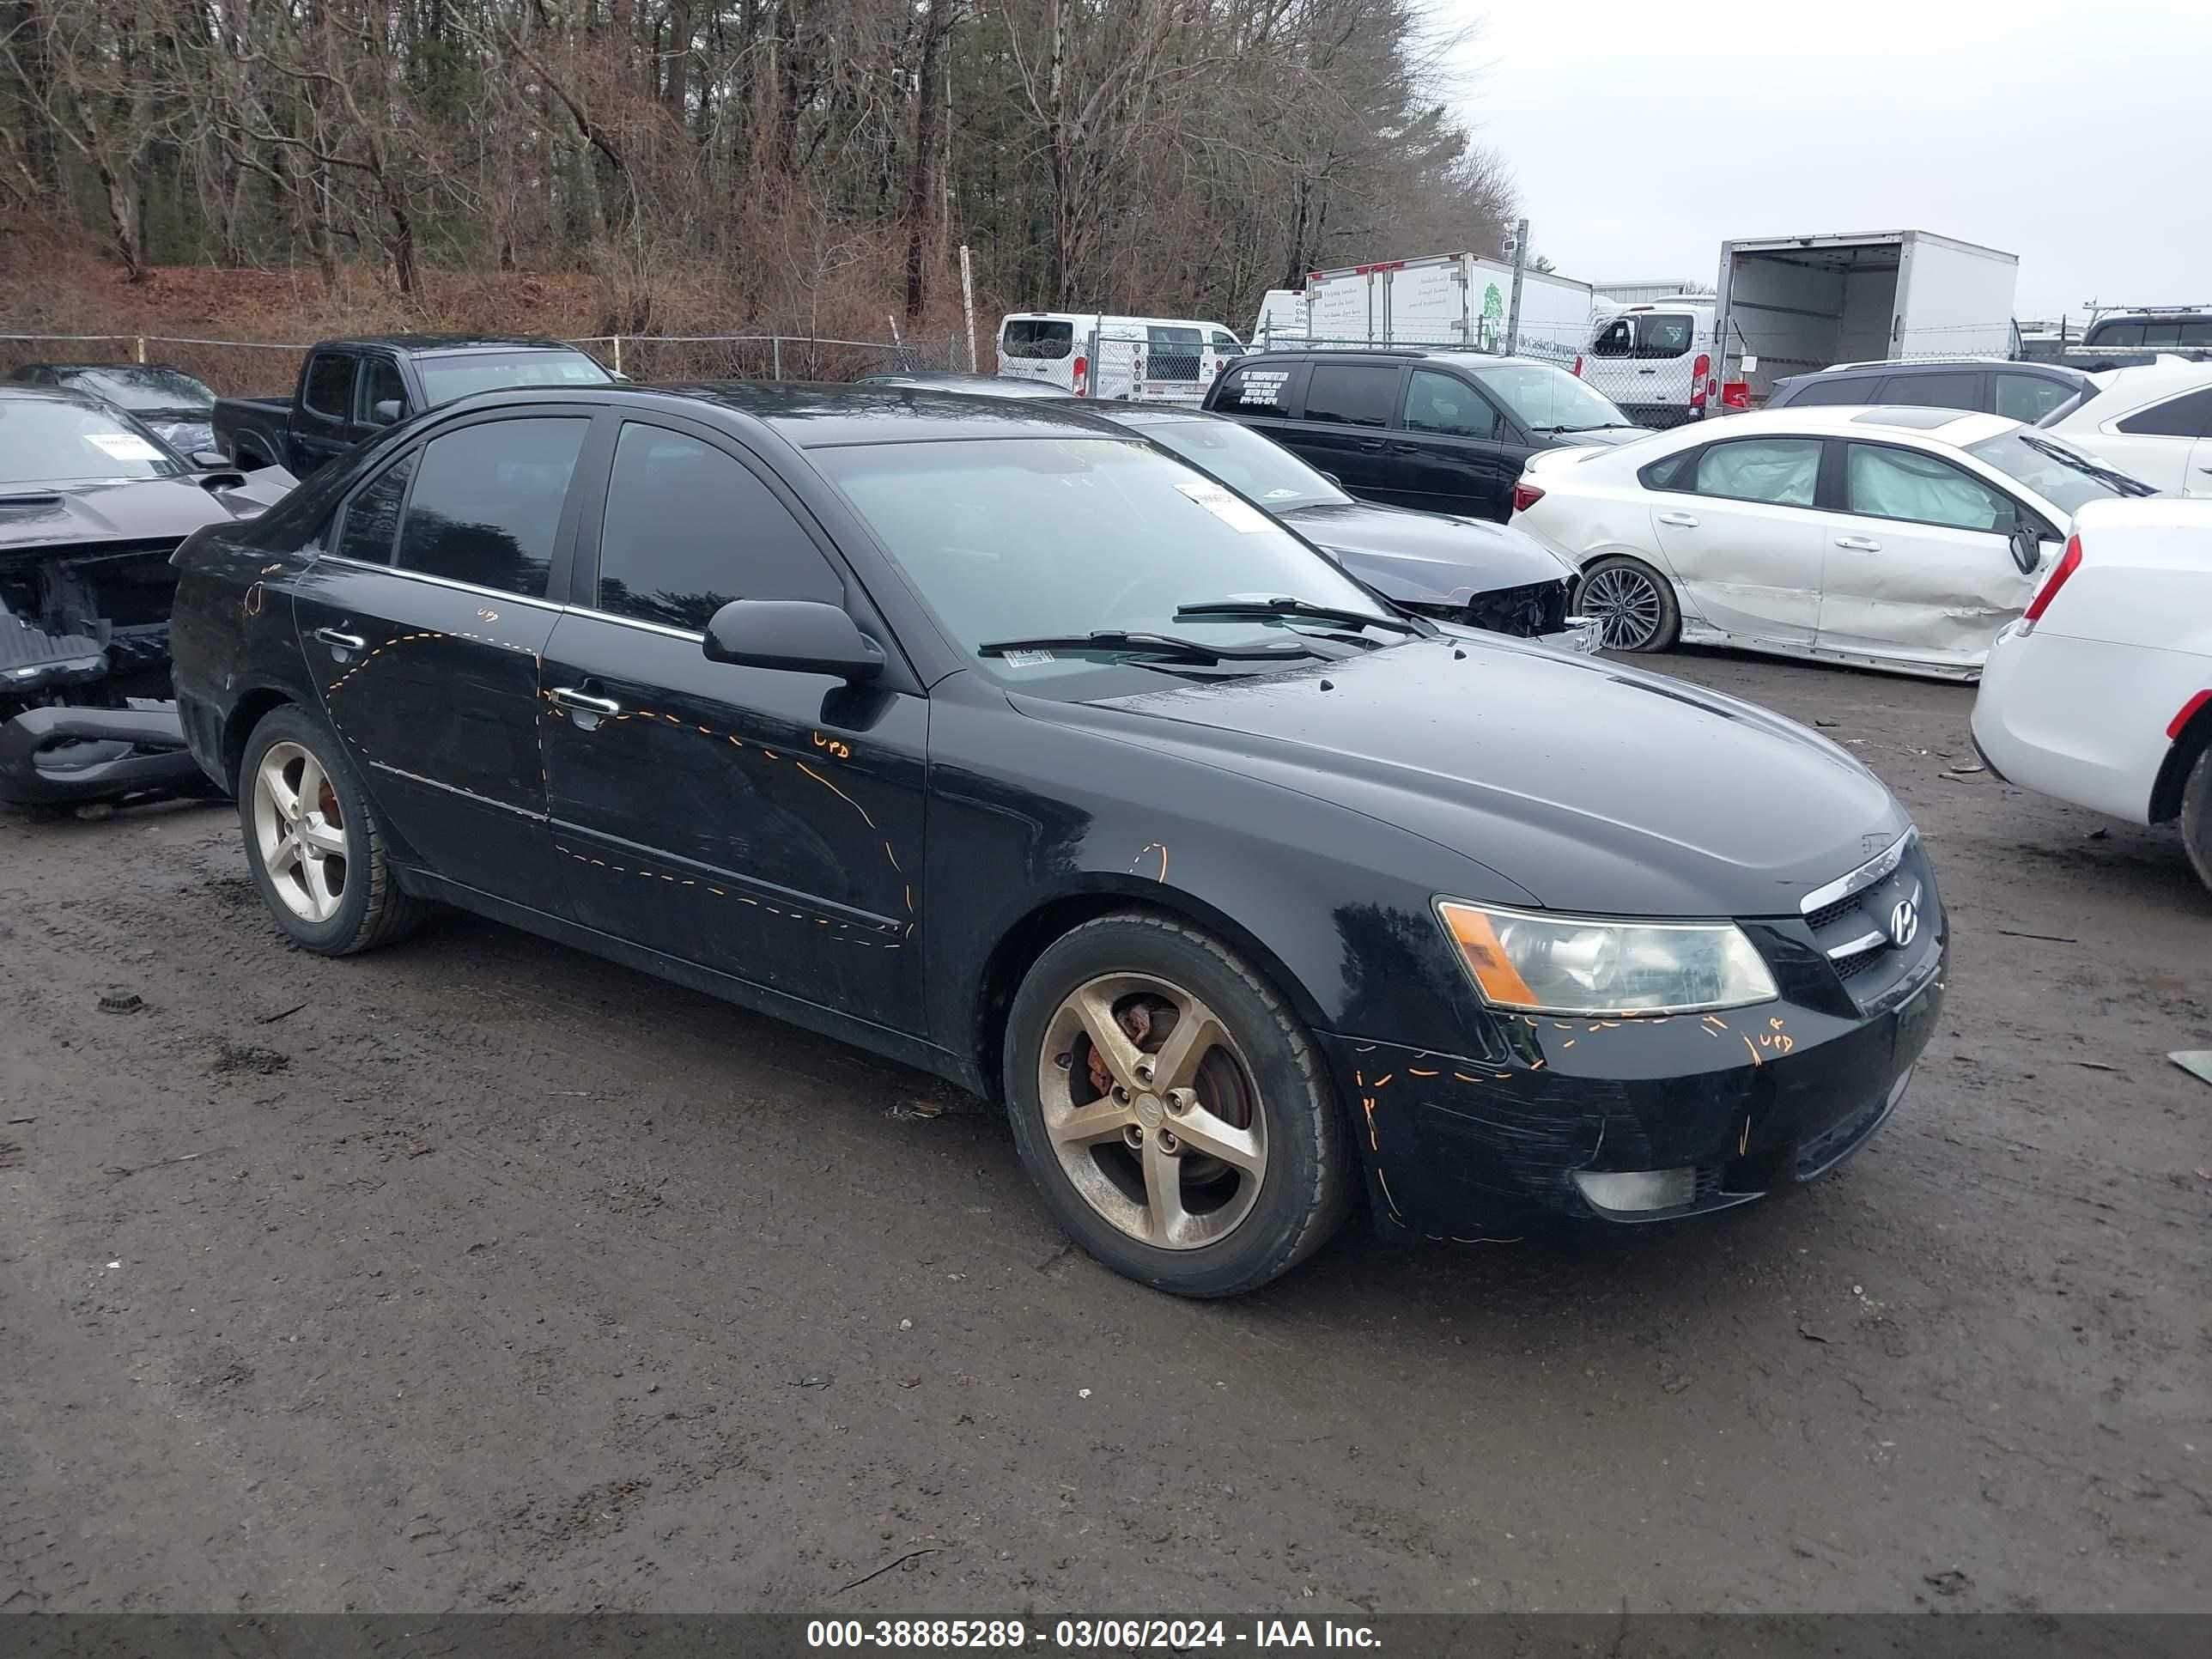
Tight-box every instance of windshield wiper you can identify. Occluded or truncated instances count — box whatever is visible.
[1529,422,1629,434]
[977,630,1322,665]
[2013,432,2159,496]
[1173,597,1425,636]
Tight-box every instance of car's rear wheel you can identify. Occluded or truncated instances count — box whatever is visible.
[1576,555,1680,653]
[1003,911,1352,1297]
[239,704,426,955]
[2181,744,2212,895]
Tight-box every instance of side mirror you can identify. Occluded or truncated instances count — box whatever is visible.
[370,399,404,426]
[703,599,884,681]
[2008,525,2042,576]
[188,448,230,470]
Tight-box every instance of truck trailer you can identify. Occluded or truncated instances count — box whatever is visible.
[1291,253,1597,365]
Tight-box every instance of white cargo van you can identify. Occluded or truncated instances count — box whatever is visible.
[1575,300,1743,428]
[994,313,1242,402]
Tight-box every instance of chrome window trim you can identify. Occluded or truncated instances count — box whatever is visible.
[1800,829,1917,918]
[312,551,563,612]
[556,605,707,643]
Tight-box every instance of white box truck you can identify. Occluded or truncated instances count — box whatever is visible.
[1712,229,2020,401]
[1291,252,1597,365]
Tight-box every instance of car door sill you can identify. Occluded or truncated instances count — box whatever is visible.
[396,866,963,1087]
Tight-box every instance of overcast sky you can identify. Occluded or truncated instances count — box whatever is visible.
[1445,0,2207,321]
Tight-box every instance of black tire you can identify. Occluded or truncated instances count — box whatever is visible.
[1575,554,1682,653]
[1002,909,1352,1297]
[2182,744,2212,896]
[236,703,427,955]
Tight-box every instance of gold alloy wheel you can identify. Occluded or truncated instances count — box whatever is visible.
[1035,972,1268,1249]
[252,740,348,923]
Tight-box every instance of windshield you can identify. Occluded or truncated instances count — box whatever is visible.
[1966,429,2155,515]
[62,367,215,411]
[817,437,1395,684]
[415,349,611,406]
[1471,362,1637,432]
[1140,419,1348,511]
[0,400,185,484]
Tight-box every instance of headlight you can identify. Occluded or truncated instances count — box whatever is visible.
[1436,899,1778,1016]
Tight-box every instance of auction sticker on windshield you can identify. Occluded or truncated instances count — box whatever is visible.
[1176,478,1272,533]
[88,433,165,461]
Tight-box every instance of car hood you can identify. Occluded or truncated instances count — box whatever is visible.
[1031,635,1906,916]
[1278,500,1571,605]
[0,471,295,553]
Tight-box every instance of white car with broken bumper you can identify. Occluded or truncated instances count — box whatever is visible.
[1509,406,2157,679]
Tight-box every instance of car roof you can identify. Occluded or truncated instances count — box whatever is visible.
[2075,360,2212,401]
[1660,405,2015,446]
[337,334,586,354]
[1812,357,2087,382]
[857,372,1070,398]
[10,361,198,376]
[1233,347,1556,370]
[430,380,1139,447]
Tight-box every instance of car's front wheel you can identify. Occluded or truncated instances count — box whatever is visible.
[238,704,426,956]
[1575,555,1681,653]
[1003,911,1353,1297]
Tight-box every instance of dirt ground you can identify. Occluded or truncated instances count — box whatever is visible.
[3,648,2207,1617]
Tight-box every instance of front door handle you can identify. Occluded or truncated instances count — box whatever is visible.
[1353,438,1387,451]
[1833,535,1882,550]
[548,685,622,716]
[1657,511,1699,526]
[311,627,366,650]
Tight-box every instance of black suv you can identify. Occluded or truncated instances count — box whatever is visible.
[1200,349,1648,522]
[1766,359,2094,424]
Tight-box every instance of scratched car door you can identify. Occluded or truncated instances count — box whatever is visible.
[538,414,927,1035]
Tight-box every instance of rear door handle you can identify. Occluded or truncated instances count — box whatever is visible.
[1657,511,1699,526]
[311,627,366,650]
[1834,536,1882,550]
[549,685,623,716]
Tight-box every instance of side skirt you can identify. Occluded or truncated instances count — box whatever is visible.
[397,867,983,1095]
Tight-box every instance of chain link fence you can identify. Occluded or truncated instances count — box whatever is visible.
[0,331,965,398]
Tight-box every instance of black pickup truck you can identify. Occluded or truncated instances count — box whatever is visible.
[213,334,614,475]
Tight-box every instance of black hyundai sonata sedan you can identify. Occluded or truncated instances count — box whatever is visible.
[169,384,1946,1297]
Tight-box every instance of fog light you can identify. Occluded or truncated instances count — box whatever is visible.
[1573,1167,1698,1214]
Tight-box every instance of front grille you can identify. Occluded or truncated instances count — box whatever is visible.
[1799,832,1940,1011]
[1462,578,1570,639]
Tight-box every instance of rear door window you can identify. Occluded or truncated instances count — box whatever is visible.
[1690,438,1821,507]
[1217,362,1294,412]
[1401,369,1502,440]
[2180,321,2212,346]
[1874,371,1983,410]
[2087,322,2145,348]
[1994,374,2076,423]
[1300,363,1398,428]
[2117,387,2212,438]
[1001,319,1073,362]
[333,453,416,565]
[1844,443,2013,532]
[302,353,355,422]
[593,423,841,632]
[396,416,589,599]
[1782,375,1879,407]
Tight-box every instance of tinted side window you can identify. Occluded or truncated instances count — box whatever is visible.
[1778,375,1874,407]
[1638,449,1698,490]
[1402,369,1500,440]
[1844,443,2013,532]
[396,417,587,599]
[303,353,354,421]
[1995,374,2076,423]
[1218,363,1292,411]
[2087,322,2144,348]
[2181,321,2212,346]
[1690,439,1820,507]
[596,424,840,632]
[1636,314,1696,358]
[356,357,406,426]
[2142,323,2185,348]
[1875,371,1981,410]
[334,453,416,565]
[2117,387,2212,438]
[1001,319,1073,361]
[1301,363,1396,428]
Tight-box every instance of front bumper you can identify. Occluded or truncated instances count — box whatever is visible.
[0,702,208,807]
[1316,945,1944,1237]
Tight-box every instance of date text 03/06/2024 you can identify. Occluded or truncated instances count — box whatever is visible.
[805,1619,1383,1650]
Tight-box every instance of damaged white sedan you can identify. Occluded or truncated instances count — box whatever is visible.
[1508,405,2157,679]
